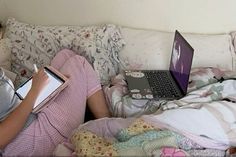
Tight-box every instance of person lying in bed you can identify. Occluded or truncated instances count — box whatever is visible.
[0,49,111,156]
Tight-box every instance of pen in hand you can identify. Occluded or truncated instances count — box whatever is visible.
[33,64,38,73]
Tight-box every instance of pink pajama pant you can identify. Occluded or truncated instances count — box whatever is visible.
[3,49,101,156]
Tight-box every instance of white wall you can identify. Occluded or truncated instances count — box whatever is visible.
[1,0,236,33]
[0,0,7,23]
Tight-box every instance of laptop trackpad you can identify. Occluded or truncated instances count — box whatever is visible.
[125,71,153,99]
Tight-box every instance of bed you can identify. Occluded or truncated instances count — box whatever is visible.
[1,0,236,156]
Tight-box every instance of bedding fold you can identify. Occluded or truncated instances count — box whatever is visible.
[54,67,236,156]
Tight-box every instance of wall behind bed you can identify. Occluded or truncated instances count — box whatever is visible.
[1,0,236,34]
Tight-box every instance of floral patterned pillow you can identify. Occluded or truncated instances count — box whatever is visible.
[4,18,125,86]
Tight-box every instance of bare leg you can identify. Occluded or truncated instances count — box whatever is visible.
[87,90,111,118]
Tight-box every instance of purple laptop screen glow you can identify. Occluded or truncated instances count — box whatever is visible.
[169,31,194,94]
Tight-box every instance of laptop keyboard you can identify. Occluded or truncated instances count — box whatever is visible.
[145,71,181,98]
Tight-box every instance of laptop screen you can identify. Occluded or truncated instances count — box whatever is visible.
[169,30,194,94]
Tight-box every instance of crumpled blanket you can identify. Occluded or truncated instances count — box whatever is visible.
[54,67,236,156]
[69,119,225,157]
[103,67,236,117]
[142,68,236,149]
[103,74,165,117]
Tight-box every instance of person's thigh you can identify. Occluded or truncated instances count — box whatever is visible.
[41,50,101,137]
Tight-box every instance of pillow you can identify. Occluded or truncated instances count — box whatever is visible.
[0,38,11,70]
[0,67,21,121]
[0,67,36,128]
[119,27,235,71]
[230,32,236,53]
[4,18,125,86]
[1,67,17,83]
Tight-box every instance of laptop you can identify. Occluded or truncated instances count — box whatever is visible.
[124,30,194,100]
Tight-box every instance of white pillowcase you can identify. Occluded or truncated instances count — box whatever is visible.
[119,27,235,71]
[0,38,11,70]
[2,68,17,83]
[230,31,236,54]
[0,38,17,82]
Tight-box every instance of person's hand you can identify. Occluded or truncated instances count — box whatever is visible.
[30,69,49,95]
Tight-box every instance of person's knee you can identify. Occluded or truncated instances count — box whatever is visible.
[58,49,75,57]
[74,55,92,69]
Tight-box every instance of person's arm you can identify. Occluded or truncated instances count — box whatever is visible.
[87,89,111,118]
[0,69,49,149]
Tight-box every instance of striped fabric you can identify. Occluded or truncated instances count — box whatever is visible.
[3,49,101,156]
